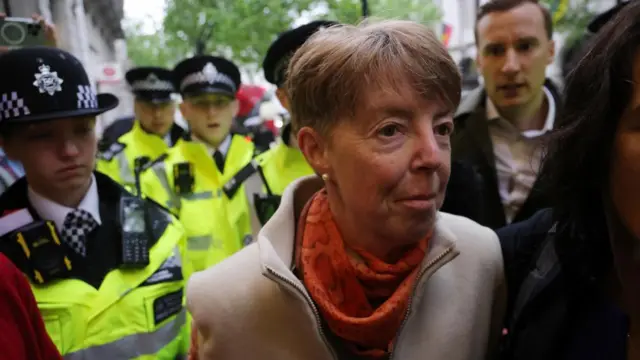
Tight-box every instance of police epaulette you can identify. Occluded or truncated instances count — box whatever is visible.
[98,141,126,161]
[143,194,179,219]
[139,153,168,174]
[222,160,260,199]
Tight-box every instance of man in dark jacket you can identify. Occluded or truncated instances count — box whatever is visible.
[442,0,560,229]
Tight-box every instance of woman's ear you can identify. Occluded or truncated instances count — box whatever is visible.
[298,126,330,175]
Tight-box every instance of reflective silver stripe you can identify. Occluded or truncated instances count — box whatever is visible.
[182,191,213,201]
[64,309,186,360]
[151,161,181,211]
[115,150,135,186]
[0,165,15,192]
[244,171,265,238]
[187,235,212,251]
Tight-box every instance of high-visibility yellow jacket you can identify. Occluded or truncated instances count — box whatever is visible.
[140,135,256,275]
[0,173,191,359]
[242,141,315,233]
[96,122,175,194]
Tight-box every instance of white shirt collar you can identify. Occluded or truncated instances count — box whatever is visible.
[163,133,173,147]
[486,86,556,138]
[194,134,232,158]
[27,174,102,231]
[521,87,556,138]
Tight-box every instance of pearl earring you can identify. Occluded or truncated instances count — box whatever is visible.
[321,173,329,182]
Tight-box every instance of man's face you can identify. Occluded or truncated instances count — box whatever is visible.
[2,117,97,197]
[476,3,555,111]
[134,99,175,137]
[179,93,238,147]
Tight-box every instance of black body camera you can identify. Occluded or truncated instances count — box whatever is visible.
[1,221,73,284]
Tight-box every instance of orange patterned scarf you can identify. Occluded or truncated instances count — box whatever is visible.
[296,190,430,359]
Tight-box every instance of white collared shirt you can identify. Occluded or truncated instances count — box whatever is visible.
[27,174,102,231]
[195,134,232,159]
[486,86,556,224]
[164,133,173,147]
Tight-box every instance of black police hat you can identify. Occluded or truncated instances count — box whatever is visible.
[588,1,629,34]
[126,67,175,104]
[0,46,118,128]
[263,20,338,87]
[173,55,241,98]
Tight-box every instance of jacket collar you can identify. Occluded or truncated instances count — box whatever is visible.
[455,85,485,119]
[257,176,460,282]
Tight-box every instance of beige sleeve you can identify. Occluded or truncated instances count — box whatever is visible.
[487,232,507,360]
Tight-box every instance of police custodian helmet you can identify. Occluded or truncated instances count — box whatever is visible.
[0,46,118,128]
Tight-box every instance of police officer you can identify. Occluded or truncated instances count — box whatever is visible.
[244,20,338,231]
[96,67,185,192]
[0,47,189,359]
[141,55,255,274]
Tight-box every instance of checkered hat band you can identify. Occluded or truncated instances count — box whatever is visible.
[0,92,31,121]
[77,85,98,110]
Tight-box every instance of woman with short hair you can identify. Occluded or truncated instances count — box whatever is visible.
[188,20,505,360]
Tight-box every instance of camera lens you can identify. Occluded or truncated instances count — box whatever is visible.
[1,23,26,46]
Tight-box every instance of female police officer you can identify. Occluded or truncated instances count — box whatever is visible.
[0,47,189,359]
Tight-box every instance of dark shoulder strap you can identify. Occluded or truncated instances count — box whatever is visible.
[98,141,126,161]
[222,160,259,199]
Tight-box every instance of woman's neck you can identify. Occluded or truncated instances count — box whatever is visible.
[327,194,423,263]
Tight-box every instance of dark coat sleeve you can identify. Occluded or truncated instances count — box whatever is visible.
[497,208,554,318]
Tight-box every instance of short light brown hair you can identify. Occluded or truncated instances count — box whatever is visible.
[475,0,553,43]
[285,20,461,135]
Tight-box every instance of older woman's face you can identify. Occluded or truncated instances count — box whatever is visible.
[610,52,640,239]
[303,82,454,244]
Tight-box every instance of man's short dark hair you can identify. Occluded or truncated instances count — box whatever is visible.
[475,0,553,44]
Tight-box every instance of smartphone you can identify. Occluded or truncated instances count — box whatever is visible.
[120,196,150,268]
[0,17,47,48]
